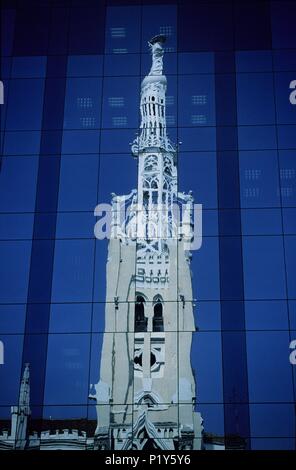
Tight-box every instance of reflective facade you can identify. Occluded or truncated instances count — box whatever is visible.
[0,0,296,451]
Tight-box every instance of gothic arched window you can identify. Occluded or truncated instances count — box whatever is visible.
[135,295,147,332]
[151,179,158,189]
[153,301,164,332]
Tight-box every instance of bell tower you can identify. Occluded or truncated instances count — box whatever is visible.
[90,35,203,451]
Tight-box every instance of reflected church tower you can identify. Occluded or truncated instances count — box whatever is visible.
[90,35,203,450]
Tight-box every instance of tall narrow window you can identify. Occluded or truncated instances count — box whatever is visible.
[135,296,147,332]
[153,302,164,332]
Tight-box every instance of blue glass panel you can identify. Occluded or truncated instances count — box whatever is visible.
[178,128,216,152]
[98,154,137,204]
[43,76,67,131]
[178,75,215,127]
[241,209,282,235]
[63,78,102,130]
[222,334,249,404]
[234,3,271,50]
[67,55,103,77]
[25,304,51,335]
[202,210,218,236]
[164,78,177,127]
[13,6,50,55]
[242,236,286,300]
[106,54,140,77]
[105,6,141,54]
[236,73,275,125]
[271,1,296,49]
[219,240,244,302]
[178,3,233,51]
[68,6,105,55]
[58,154,99,211]
[191,332,223,403]
[278,125,296,149]
[215,51,235,74]
[49,303,92,334]
[47,56,67,78]
[48,6,69,56]
[1,57,11,79]
[26,240,55,304]
[284,235,296,299]
[56,212,94,239]
[6,79,44,131]
[44,333,90,405]
[196,301,221,331]
[223,405,250,448]
[273,50,296,72]
[0,241,31,303]
[33,214,56,240]
[0,213,34,239]
[179,153,217,209]
[238,126,277,151]
[100,129,137,153]
[34,156,61,214]
[0,305,26,334]
[1,8,16,56]
[219,210,241,236]
[0,156,38,212]
[279,150,296,207]
[250,404,295,437]
[239,150,280,208]
[283,208,296,234]
[289,300,296,330]
[191,237,220,301]
[216,126,237,151]
[215,74,237,126]
[198,404,224,436]
[0,406,11,420]
[62,130,100,154]
[247,331,293,402]
[102,76,140,129]
[51,240,95,303]
[141,4,177,53]
[11,56,47,78]
[217,151,240,209]
[245,301,289,331]
[39,130,62,155]
[178,52,214,74]
[235,51,272,73]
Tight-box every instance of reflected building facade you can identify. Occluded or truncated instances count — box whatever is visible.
[91,35,203,450]
[0,0,296,452]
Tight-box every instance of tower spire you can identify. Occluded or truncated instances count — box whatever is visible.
[11,363,31,449]
[131,35,175,156]
[148,34,166,76]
